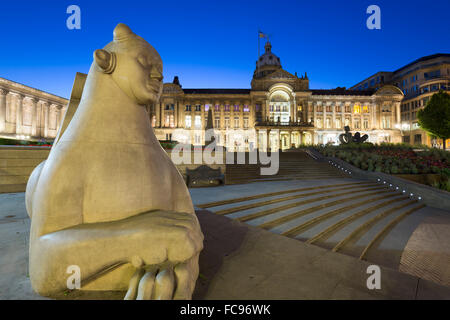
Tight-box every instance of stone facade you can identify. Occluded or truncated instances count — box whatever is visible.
[0,77,68,140]
[0,42,405,148]
[350,53,450,148]
[152,42,404,150]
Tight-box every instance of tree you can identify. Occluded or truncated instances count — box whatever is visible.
[417,90,450,150]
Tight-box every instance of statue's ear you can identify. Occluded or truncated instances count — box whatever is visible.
[94,49,116,74]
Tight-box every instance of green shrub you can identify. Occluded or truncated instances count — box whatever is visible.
[431,166,440,173]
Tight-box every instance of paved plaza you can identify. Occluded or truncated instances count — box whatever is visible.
[1,152,450,299]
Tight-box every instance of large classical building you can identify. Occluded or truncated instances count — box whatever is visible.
[351,53,450,148]
[1,41,411,149]
[152,41,404,150]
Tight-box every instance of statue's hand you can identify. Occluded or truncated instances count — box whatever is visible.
[123,210,203,300]
[124,253,200,300]
[127,210,203,265]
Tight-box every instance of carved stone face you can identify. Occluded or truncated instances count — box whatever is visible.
[95,23,163,105]
[111,42,163,105]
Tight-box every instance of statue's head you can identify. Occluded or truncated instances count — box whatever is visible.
[93,23,163,105]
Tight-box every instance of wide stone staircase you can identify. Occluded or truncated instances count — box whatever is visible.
[225,151,348,184]
[199,151,430,269]
[0,147,50,193]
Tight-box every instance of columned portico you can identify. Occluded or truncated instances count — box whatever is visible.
[0,88,8,132]
[0,77,68,140]
[15,94,24,135]
[29,97,38,136]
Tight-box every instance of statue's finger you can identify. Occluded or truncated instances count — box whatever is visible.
[173,263,192,300]
[124,268,145,300]
[153,267,175,300]
[136,270,156,300]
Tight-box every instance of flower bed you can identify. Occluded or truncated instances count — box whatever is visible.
[0,138,53,147]
[314,143,450,192]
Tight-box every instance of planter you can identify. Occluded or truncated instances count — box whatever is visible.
[393,174,441,187]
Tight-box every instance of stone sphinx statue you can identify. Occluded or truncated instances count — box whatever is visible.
[25,23,204,300]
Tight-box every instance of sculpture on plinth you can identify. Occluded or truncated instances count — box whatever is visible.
[25,23,204,300]
[338,126,369,144]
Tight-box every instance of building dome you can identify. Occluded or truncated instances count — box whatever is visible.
[254,41,282,78]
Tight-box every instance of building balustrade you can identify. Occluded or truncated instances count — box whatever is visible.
[255,120,314,127]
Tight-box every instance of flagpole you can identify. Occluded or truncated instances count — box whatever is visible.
[257,30,260,75]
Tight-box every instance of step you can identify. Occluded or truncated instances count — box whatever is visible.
[0,166,35,176]
[0,175,29,184]
[229,186,387,222]
[254,189,396,232]
[212,183,378,215]
[0,148,50,159]
[0,158,44,167]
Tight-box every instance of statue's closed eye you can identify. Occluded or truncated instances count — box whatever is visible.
[137,55,150,68]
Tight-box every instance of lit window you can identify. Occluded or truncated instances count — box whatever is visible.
[335,118,341,128]
[363,105,369,113]
[205,104,210,112]
[194,115,201,128]
[243,105,250,112]
[316,118,323,128]
[345,118,350,126]
[353,104,361,114]
[364,119,369,129]
[185,115,191,128]
[382,116,390,129]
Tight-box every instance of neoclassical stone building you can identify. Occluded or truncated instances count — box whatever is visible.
[0,77,68,140]
[0,42,404,149]
[152,42,404,150]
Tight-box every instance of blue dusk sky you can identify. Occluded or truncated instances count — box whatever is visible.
[0,0,449,99]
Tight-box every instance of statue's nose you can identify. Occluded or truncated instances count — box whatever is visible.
[150,67,163,82]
